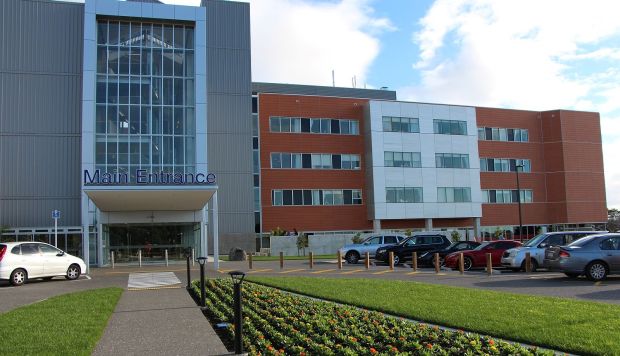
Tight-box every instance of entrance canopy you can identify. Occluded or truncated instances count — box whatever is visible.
[84,185,218,212]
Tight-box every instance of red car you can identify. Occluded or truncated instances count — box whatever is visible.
[444,240,522,271]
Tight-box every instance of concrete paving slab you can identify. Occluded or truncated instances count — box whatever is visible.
[93,287,229,356]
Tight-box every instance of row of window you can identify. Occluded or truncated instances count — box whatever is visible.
[433,119,468,135]
[482,189,533,203]
[269,117,359,135]
[435,153,470,169]
[480,158,531,173]
[382,116,420,133]
[385,187,473,203]
[270,153,361,170]
[97,21,194,49]
[478,127,529,142]
[272,189,363,206]
[386,187,423,203]
[384,151,421,168]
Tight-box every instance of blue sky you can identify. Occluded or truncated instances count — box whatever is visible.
[81,0,620,208]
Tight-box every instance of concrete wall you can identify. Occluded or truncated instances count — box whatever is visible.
[0,0,84,227]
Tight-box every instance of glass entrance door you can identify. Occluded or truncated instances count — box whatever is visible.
[107,223,198,264]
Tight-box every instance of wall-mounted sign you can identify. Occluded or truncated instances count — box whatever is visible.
[83,169,216,186]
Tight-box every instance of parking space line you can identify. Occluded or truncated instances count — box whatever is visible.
[310,269,335,274]
[247,268,272,274]
[217,269,234,273]
[372,270,393,275]
[279,268,306,274]
[340,269,364,275]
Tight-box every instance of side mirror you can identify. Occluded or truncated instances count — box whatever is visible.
[56,251,65,257]
[539,243,547,248]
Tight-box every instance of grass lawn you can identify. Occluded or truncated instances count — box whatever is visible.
[0,288,122,356]
[220,254,336,261]
[248,276,620,355]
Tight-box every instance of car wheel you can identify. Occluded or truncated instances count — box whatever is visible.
[520,259,538,272]
[10,269,27,286]
[564,272,580,278]
[463,257,473,271]
[345,251,360,264]
[585,261,608,281]
[66,264,81,280]
[392,255,401,266]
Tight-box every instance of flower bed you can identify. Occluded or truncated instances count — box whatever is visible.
[193,279,553,355]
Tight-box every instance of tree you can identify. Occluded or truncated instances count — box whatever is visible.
[608,208,620,232]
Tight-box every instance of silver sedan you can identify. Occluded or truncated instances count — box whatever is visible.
[545,233,620,281]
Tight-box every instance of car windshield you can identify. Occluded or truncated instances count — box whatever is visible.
[446,242,461,249]
[523,233,548,247]
[473,242,491,250]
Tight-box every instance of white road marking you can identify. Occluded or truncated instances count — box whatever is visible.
[128,272,181,289]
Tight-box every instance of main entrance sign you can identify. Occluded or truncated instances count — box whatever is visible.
[83,169,216,185]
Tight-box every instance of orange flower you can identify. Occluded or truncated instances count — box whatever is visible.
[488,339,495,346]
[350,337,358,343]
[391,347,398,352]
[267,346,274,351]
[370,348,378,354]
[426,343,433,349]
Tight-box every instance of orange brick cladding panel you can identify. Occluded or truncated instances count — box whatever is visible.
[259,94,370,232]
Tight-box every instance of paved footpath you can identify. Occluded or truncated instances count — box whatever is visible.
[93,271,229,356]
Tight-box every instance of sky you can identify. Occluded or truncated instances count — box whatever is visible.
[75,0,620,208]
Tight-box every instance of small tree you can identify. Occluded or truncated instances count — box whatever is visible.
[351,232,363,244]
[404,229,412,237]
[450,230,461,242]
[271,226,287,236]
[609,208,620,232]
[493,227,504,239]
[296,233,308,256]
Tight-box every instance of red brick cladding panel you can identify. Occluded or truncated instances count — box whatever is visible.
[258,94,372,232]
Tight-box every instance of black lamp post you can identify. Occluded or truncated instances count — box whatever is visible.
[185,248,192,290]
[229,271,246,355]
[515,164,524,241]
[197,257,207,308]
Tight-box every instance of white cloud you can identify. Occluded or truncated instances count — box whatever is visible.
[403,0,620,208]
[249,0,393,87]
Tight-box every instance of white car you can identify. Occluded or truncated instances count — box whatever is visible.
[0,242,87,286]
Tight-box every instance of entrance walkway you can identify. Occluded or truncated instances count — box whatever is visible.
[93,274,229,356]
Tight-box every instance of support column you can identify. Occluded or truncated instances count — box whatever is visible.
[200,206,207,258]
[81,193,90,273]
[373,219,381,232]
[213,190,219,270]
[425,218,433,231]
[97,222,103,267]
[474,218,481,241]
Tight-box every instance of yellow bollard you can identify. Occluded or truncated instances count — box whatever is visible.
[248,253,253,270]
[459,253,464,274]
[486,253,493,276]
[389,252,394,271]
[309,252,314,269]
[412,252,417,272]
[525,252,532,273]
[337,250,342,269]
[365,252,370,269]
[279,252,284,269]
[434,253,440,274]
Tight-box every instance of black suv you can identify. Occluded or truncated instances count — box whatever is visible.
[375,234,451,265]
[417,241,481,267]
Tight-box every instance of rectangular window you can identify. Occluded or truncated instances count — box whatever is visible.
[291,118,301,133]
[437,187,471,203]
[350,120,359,135]
[320,119,331,134]
[293,190,303,205]
[483,189,534,204]
[280,117,291,133]
[303,190,312,205]
[301,118,310,132]
[283,190,293,205]
[340,120,350,134]
[434,119,467,135]
[352,190,362,204]
[382,117,419,133]
[386,187,423,203]
[478,127,529,142]
[385,151,421,168]
[270,117,281,132]
[273,190,283,206]
[435,153,469,168]
[271,153,281,168]
[281,153,291,168]
[480,157,531,172]
[310,119,321,133]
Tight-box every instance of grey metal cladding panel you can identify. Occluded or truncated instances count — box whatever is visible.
[207,94,252,134]
[218,213,254,235]
[0,198,80,227]
[0,135,81,198]
[0,0,84,74]
[0,73,82,134]
[206,49,252,95]
[209,134,252,173]
[203,0,250,50]
[252,82,397,100]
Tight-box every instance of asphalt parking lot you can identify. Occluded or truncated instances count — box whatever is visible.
[1,260,619,314]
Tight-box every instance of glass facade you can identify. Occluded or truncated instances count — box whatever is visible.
[95,20,196,182]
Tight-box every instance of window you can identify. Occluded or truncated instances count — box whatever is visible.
[479,127,529,142]
[435,153,469,168]
[272,189,362,206]
[434,119,467,135]
[384,152,421,168]
[480,158,531,173]
[39,244,60,255]
[437,187,471,203]
[386,187,423,203]
[382,116,420,133]
[270,116,359,135]
[482,189,533,203]
[20,244,39,255]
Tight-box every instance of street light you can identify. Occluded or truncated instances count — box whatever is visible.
[515,164,524,241]
[197,256,207,308]
[229,271,246,355]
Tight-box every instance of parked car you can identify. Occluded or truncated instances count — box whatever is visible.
[444,240,522,270]
[375,234,451,265]
[339,234,406,264]
[501,231,605,272]
[418,241,481,267]
[0,242,86,286]
[544,233,620,281]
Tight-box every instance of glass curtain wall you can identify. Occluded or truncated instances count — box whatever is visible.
[95,20,196,181]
